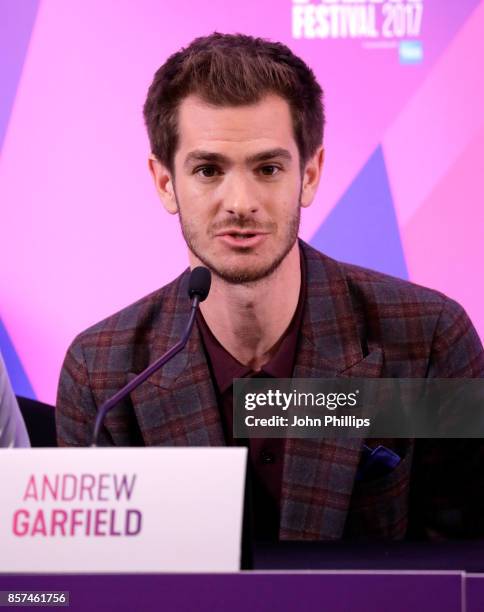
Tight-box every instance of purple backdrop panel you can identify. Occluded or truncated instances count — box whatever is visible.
[466,575,484,612]
[0,572,463,612]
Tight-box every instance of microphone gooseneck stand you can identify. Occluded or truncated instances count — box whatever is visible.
[90,266,211,447]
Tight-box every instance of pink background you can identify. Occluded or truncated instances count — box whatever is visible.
[1,0,483,404]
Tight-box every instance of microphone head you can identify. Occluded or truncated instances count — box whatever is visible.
[188,266,211,302]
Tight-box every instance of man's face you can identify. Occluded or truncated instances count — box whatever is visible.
[153,93,319,284]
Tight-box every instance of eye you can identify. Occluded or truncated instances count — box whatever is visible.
[194,165,221,178]
[259,165,280,176]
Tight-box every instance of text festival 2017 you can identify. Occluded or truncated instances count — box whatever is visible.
[292,1,423,40]
[11,473,142,537]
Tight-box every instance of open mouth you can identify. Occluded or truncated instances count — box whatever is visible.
[216,231,269,247]
[227,232,257,239]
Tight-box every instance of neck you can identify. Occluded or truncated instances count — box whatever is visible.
[194,242,301,371]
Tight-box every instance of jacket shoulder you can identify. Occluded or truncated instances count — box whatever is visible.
[302,240,449,311]
[65,270,189,373]
[301,241,483,376]
[339,259,449,309]
[341,262,482,376]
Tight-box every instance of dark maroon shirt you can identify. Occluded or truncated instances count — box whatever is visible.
[196,253,306,540]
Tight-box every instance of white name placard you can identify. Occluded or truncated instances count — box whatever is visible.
[0,447,247,573]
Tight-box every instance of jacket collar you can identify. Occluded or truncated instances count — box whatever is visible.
[279,241,383,539]
[129,270,225,446]
[129,241,383,538]
[132,240,381,386]
[295,240,382,378]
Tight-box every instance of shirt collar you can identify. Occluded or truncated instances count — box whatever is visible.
[197,246,307,395]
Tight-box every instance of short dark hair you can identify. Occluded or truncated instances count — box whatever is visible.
[143,32,325,174]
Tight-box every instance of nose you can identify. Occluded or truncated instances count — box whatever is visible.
[222,172,259,217]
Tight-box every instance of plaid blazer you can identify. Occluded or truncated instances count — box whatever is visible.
[56,240,484,540]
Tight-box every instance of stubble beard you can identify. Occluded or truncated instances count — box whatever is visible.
[175,195,302,286]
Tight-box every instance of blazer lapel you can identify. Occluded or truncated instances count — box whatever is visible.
[129,270,225,447]
[280,242,383,539]
[124,246,384,538]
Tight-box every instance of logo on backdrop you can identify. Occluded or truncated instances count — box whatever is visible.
[12,473,142,537]
[292,0,424,62]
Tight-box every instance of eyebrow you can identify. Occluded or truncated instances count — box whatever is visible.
[183,147,293,169]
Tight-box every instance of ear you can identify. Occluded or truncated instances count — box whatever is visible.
[300,146,324,209]
[148,154,178,214]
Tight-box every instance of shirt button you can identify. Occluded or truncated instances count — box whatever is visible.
[261,450,275,464]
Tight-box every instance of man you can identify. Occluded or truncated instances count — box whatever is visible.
[57,33,484,541]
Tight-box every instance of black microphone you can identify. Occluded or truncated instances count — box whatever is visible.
[188,266,211,301]
[90,266,211,446]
